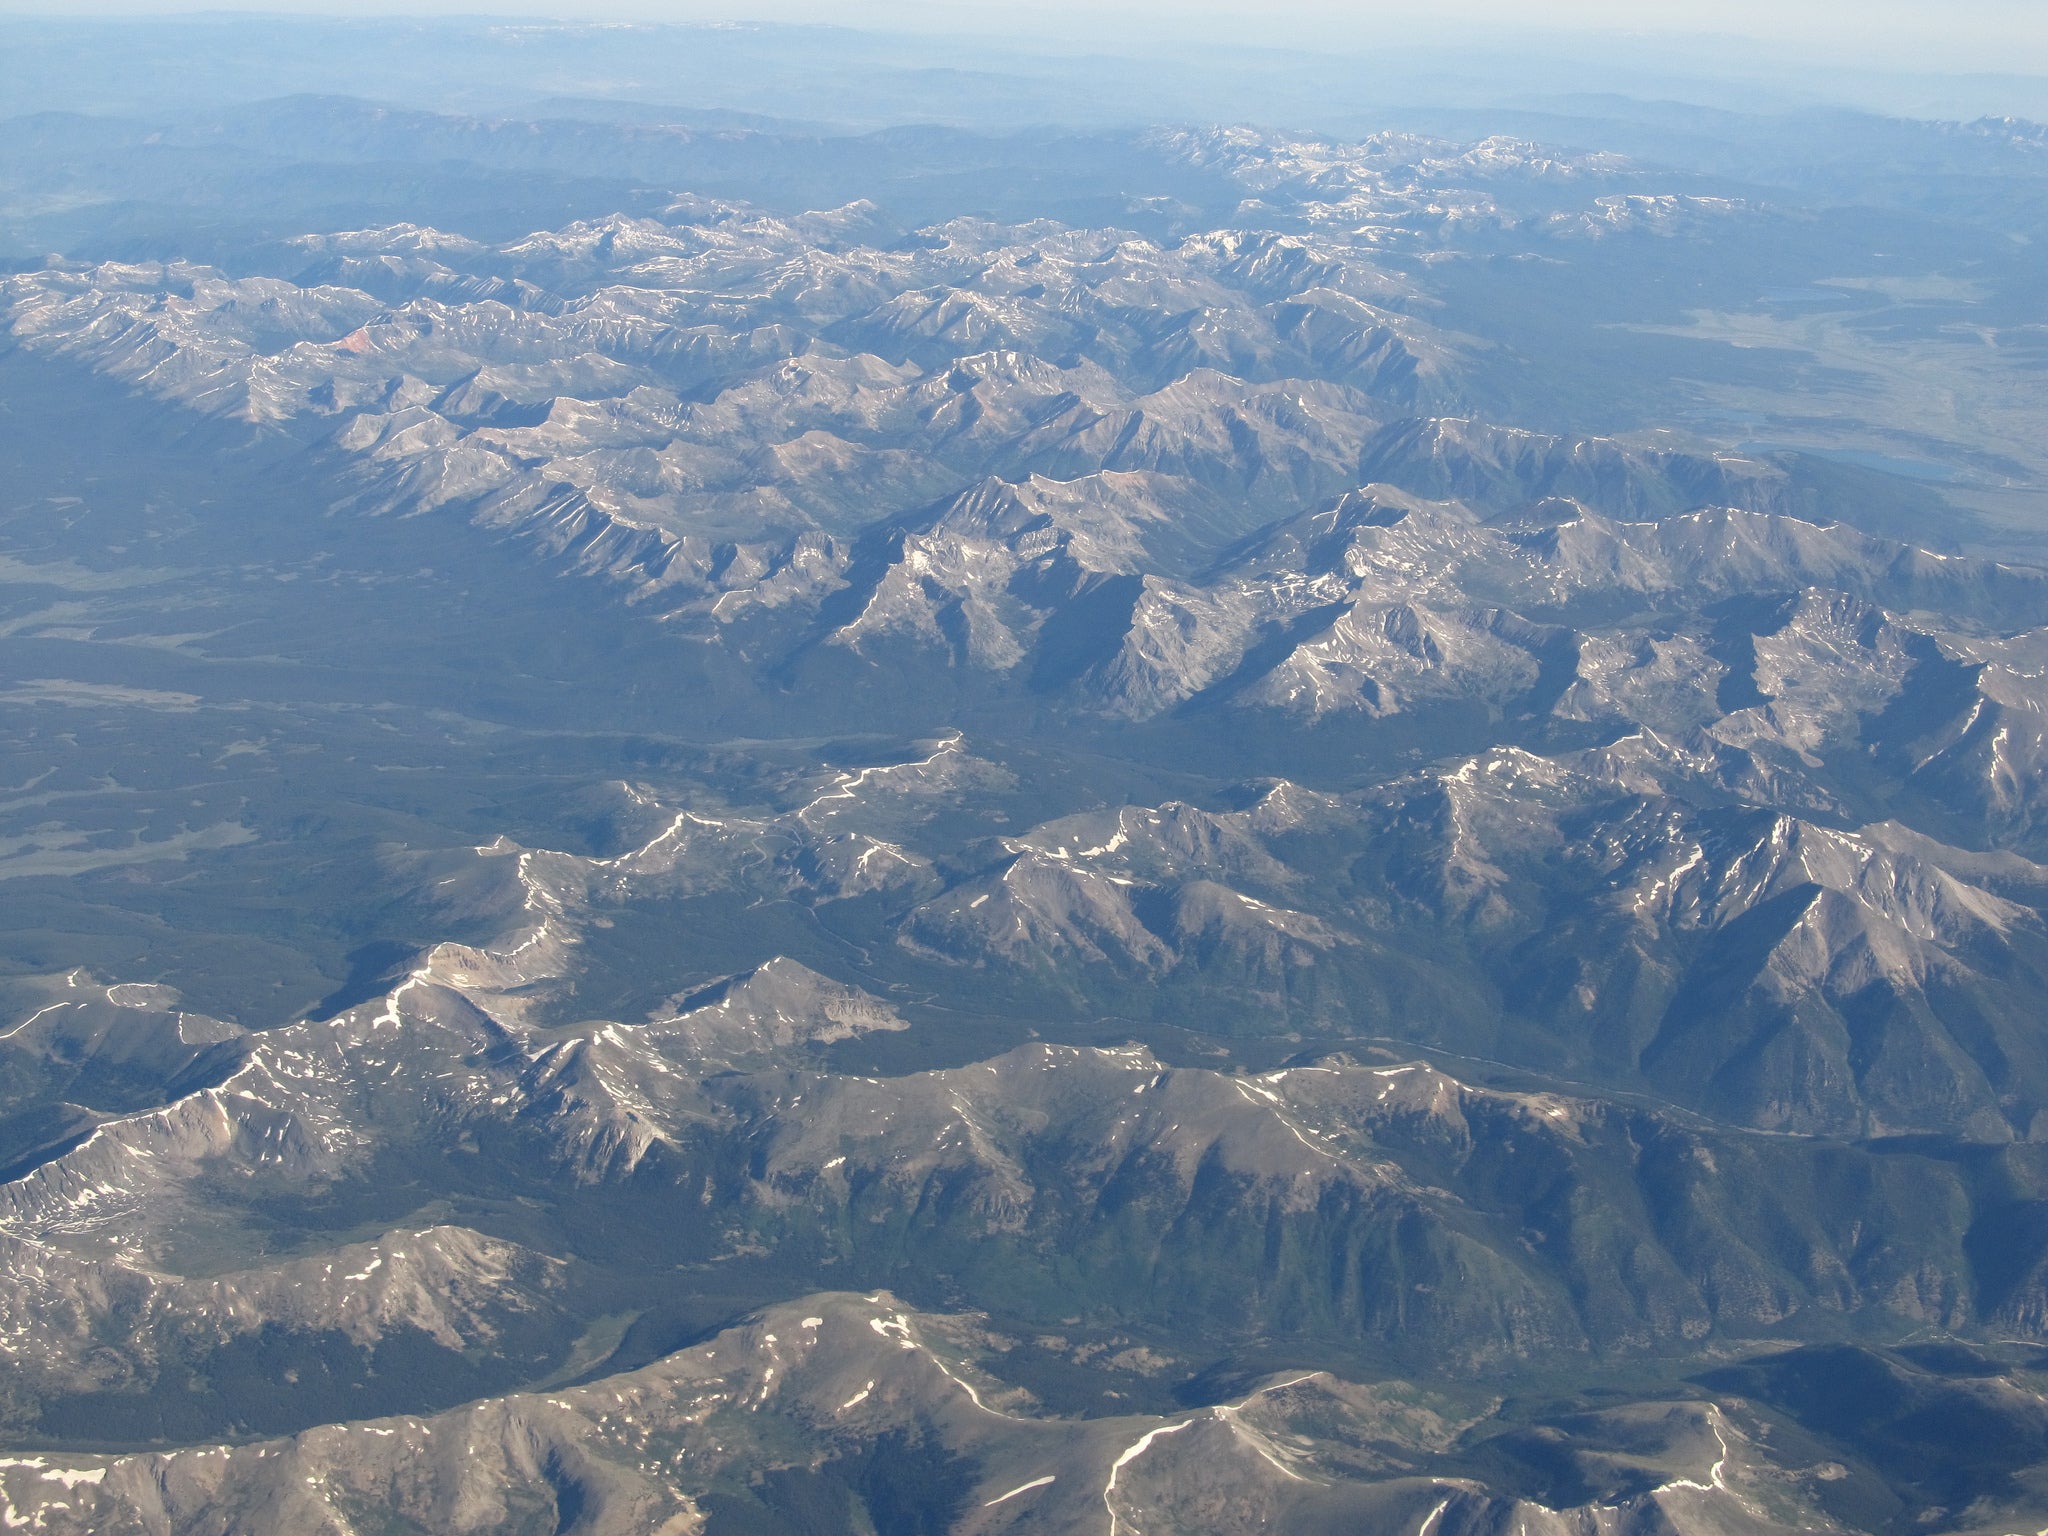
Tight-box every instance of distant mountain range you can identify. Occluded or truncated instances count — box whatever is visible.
[3,56,2048,1536]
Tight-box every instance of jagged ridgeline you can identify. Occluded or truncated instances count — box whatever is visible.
[3,84,2048,1536]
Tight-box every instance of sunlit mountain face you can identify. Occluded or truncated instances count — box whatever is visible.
[2,17,2048,1534]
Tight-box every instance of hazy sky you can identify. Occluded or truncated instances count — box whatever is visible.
[1,0,2043,75]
